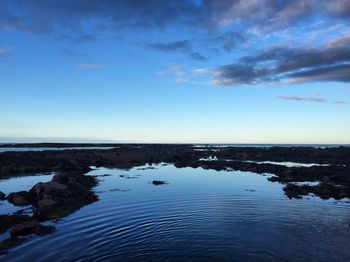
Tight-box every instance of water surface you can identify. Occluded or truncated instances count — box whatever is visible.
[0,147,116,153]
[1,164,349,261]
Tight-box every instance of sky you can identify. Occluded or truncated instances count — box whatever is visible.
[0,0,349,144]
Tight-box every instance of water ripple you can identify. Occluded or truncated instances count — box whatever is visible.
[2,165,350,261]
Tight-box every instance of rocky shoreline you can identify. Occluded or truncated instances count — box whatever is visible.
[0,144,349,252]
[0,145,349,199]
[0,172,98,252]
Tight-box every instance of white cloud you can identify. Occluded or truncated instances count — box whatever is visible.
[157,64,189,83]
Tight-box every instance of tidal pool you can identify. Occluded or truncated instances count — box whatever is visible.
[1,164,350,261]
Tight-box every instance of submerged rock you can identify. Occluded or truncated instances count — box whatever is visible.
[94,174,112,177]
[9,221,55,237]
[0,214,32,234]
[110,188,131,192]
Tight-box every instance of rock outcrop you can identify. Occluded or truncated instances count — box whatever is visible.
[0,172,98,252]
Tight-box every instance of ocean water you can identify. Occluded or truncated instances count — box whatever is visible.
[0,147,116,153]
[1,164,350,261]
[0,144,348,153]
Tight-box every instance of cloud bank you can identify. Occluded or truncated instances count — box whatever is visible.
[1,0,349,34]
[212,33,350,85]
[1,0,350,86]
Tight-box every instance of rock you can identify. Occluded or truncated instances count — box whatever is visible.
[0,172,98,253]
[7,191,33,206]
[67,181,85,191]
[94,174,112,177]
[37,198,57,208]
[46,182,68,191]
[28,174,98,220]
[9,221,55,237]
[0,191,5,201]
[31,182,67,194]
[152,180,167,185]
[51,174,69,184]
[0,214,32,234]
[9,221,40,236]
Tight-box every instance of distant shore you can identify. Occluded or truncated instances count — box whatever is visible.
[1,142,349,148]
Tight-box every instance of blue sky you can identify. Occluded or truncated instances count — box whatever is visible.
[0,0,349,143]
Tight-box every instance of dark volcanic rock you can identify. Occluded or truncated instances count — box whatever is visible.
[0,214,32,234]
[0,191,5,201]
[284,183,350,200]
[3,174,97,226]
[29,174,98,220]
[152,180,167,185]
[0,172,98,253]
[7,191,34,206]
[2,173,98,228]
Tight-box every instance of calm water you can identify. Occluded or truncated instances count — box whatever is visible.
[199,157,332,167]
[1,164,350,261]
[0,144,348,153]
[0,147,116,153]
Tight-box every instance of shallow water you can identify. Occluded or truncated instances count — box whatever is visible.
[1,164,350,261]
[0,147,116,153]
[193,144,348,148]
[198,156,331,167]
[242,160,330,167]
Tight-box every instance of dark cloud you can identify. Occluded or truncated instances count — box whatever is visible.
[216,31,246,52]
[189,52,207,61]
[148,40,207,61]
[285,64,350,83]
[212,38,350,85]
[0,0,198,35]
[327,32,350,48]
[323,0,350,19]
[1,0,350,78]
[242,44,350,74]
[1,0,350,36]
[277,95,350,105]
